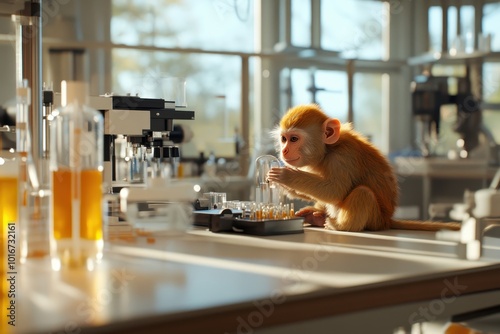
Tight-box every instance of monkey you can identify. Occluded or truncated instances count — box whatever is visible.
[267,104,460,232]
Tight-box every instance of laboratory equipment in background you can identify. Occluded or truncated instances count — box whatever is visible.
[42,82,54,159]
[437,168,500,261]
[27,78,197,239]
[119,175,196,234]
[410,67,496,163]
[411,72,448,157]
[0,1,50,265]
[88,94,194,191]
[117,116,196,235]
[89,91,197,235]
[161,77,187,108]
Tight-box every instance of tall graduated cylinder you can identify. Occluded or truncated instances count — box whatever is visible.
[17,80,51,262]
[50,81,104,271]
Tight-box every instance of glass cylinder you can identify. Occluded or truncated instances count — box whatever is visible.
[128,142,146,184]
[161,77,187,108]
[147,158,172,188]
[16,80,50,263]
[255,155,282,205]
[49,81,104,271]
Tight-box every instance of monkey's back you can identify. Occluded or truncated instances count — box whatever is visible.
[327,124,399,220]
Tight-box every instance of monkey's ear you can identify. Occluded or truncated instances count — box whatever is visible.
[323,118,341,144]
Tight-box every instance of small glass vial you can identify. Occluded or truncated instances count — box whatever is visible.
[50,81,104,271]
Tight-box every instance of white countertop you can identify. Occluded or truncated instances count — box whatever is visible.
[12,226,500,334]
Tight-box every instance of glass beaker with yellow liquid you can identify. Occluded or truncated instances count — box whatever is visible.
[0,151,17,242]
[0,150,17,333]
[50,81,104,271]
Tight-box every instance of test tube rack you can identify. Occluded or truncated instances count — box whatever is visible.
[193,201,304,236]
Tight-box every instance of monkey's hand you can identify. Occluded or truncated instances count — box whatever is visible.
[268,167,316,201]
[267,166,302,187]
[296,206,326,227]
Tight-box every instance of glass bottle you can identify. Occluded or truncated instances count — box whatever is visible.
[50,81,104,271]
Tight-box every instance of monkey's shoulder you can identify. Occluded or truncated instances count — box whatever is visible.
[340,130,386,156]
[329,130,392,171]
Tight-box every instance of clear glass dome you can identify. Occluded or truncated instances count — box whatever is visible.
[255,155,281,186]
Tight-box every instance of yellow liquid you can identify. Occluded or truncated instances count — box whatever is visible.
[51,169,103,269]
[0,176,16,333]
[52,169,103,240]
[0,176,17,232]
[0,176,17,272]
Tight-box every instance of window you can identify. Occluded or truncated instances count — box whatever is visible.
[460,6,475,51]
[282,0,390,152]
[111,0,255,158]
[429,5,477,54]
[447,6,458,50]
[291,0,311,48]
[426,2,500,147]
[321,0,389,60]
[483,62,500,143]
[112,0,254,52]
[111,0,394,160]
[287,68,386,150]
[483,3,500,51]
[428,6,443,52]
[353,73,386,150]
[483,63,500,104]
[289,69,348,121]
[482,4,500,144]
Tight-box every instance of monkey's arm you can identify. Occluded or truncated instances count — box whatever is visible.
[279,183,316,202]
[268,167,349,204]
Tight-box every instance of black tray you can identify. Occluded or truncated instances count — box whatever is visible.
[193,209,304,236]
[231,217,304,236]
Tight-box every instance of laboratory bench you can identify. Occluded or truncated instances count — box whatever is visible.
[393,156,499,220]
[14,226,500,334]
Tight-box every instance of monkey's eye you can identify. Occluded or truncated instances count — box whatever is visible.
[281,135,287,143]
[290,136,299,142]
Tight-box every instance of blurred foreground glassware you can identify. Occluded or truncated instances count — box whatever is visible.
[16,80,50,263]
[50,81,104,271]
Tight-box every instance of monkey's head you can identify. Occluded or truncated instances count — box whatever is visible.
[272,104,341,168]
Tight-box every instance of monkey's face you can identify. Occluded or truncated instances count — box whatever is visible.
[279,130,305,168]
[277,125,327,169]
